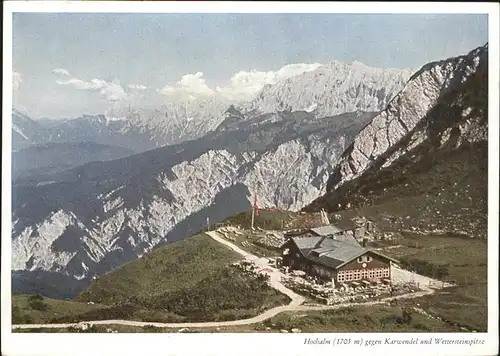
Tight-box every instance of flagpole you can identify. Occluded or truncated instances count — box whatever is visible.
[255,189,259,218]
[251,193,255,230]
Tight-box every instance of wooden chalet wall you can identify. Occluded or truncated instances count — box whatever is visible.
[335,251,391,283]
[281,239,334,278]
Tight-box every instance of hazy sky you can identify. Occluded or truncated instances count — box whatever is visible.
[12,13,488,119]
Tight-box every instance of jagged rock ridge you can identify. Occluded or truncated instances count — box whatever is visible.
[326,44,488,191]
[306,44,488,240]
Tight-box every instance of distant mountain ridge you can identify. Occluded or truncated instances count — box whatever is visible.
[12,59,413,153]
[239,60,413,118]
[12,109,47,151]
[12,142,135,181]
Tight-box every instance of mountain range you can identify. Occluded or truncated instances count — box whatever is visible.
[12,60,413,154]
[11,47,488,299]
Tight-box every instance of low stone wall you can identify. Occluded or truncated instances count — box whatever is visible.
[281,274,421,305]
[254,231,286,249]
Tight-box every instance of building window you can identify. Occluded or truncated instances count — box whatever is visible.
[357,255,373,264]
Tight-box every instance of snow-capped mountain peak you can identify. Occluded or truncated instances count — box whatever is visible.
[239,60,414,118]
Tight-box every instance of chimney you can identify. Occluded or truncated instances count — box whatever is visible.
[362,238,367,247]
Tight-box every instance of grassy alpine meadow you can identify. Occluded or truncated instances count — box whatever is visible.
[76,233,243,305]
[13,233,290,325]
[12,294,110,324]
[13,304,463,333]
[336,203,487,332]
[221,209,296,231]
[258,305,464,333]
[391,234,487,331]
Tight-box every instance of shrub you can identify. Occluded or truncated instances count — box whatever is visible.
[12,306,34,324]
[82,325,107,333]
[400,258,450,279]
[223,210,290,230]
[143,325,162,333]
[382,309,413,326]
[51,304,137,323]
[29,299,48,311]
[143,267,287,322]
[401,309,413,325]
[414,322,430,331]
[28,294,44,302]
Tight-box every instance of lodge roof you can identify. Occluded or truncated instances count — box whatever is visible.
[310,225,344,236]
[284,222,359,240]
[288,232,398,270]
[309,222,359,236]
[329,219,359,231]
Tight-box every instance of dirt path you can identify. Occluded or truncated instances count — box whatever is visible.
[12,231,437,331]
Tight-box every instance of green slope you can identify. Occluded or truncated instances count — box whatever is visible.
[12,294,109,324]
[14,304,464,333]
[13,233,289,324]
[221,209,295,230]
[76,233,242,305]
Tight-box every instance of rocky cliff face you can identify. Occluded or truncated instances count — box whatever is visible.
[306,44,488,240]
[326,44,488,191]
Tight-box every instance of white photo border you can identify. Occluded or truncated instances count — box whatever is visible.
[2,2,499,356]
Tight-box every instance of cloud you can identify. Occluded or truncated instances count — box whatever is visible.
[55,73,128,102]
[50,62,322,108]
[158,72,215,99]
[13,71,22,91]
[99,82,127,102]
[56,77,106,91]
[157,64,322,102]
[215,63,322,101]
[52,68,71,77]
[127,83,147,91]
